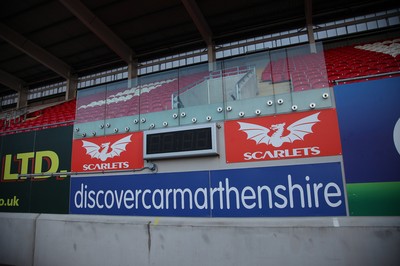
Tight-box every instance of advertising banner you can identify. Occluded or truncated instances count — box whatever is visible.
[30,127,72,213]
[0,126,73,213]
[0,132,35,212]
[210,162,346,217]
[71,132,144,172]
[70,171,210,216]
[335,77,400,215]
[224,109,342,163]
[70,162,346,217]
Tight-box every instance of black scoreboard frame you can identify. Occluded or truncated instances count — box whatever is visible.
[143,123,218,159]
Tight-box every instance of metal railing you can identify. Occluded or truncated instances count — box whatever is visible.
[1,107,28,128]
[333,71,400,85]
[0,119,75,136]
[17,163,158,179]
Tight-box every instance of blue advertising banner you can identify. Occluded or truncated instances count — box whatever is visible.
[335,77,400,183]
[70,171,210,216]
[70,162,346,217]
[210,163,345,217]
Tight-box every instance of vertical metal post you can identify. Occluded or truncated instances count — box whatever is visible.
[208,43,216,72]
[305,0,317,53]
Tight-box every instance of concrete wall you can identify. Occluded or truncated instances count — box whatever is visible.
[1,213,399,266]
[0,213,37,266]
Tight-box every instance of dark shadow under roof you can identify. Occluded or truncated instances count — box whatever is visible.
[0,0,398,96]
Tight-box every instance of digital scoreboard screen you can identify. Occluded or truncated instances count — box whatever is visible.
[144,123,218,159]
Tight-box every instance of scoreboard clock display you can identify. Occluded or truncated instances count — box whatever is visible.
[144,123,218,159]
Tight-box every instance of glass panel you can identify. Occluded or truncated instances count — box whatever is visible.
[327,29,336,37]
[177,63,210,107]
[281,38,290,46]
[356,23,367,31]
[289,43,328,91]
[367,21,378,30]
[75,85,107,124]
[222,51,275,119]
[177,63,222,125]
[231,47,239,55]
[388,16,400,25]
[299,34,308,42]
[223,52,268,99]
[354,15,365,21]
[269,48,290,95]
[246,44,256,52]
[264,41,272,48]
[337,27,347,35]
[223,50,231,57]
[187,57,194,64]
[101,79,139,134]
[317,31,328,39]
[104,80,132,120]
[347,25,357,33]
[139,69,178,115]
[290,36,300,44]
[75,84,107,137]
[138,69,179,130]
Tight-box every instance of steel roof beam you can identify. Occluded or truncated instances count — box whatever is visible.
[0,68,27,93]
[0,23,73,79]
[181,0,213,46]
[59,0,134,64]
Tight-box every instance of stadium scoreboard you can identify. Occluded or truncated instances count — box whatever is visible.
[144,123,218,159]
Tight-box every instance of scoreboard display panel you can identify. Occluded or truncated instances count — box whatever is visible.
[144,123,218,159]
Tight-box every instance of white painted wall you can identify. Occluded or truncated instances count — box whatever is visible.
[1,213,399,266]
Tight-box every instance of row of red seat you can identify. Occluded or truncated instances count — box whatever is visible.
[325,40,400,84]
[261,39,400,90]
[0,100,76,134]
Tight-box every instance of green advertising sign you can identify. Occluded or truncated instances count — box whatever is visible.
[0,126,73,213]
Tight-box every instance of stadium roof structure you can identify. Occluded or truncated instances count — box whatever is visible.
[0,0,398,96]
